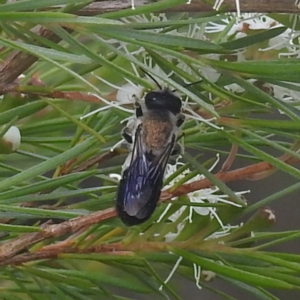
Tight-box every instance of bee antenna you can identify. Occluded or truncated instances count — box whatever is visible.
[141,69,162,90]
[184,79,203,88]
[171,79,202,92]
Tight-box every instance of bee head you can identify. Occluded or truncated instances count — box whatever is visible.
[144,90,182,115]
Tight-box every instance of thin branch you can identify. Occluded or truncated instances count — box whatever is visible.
[79,0,300,15]
[0,245,136,267]
[69,148,127,174]
[220,142,239,172]
[0,241,231,266]
[0,155,298,263]
[0,27,61,85]
[162,156,299,199]
[0,208,115,260]
[0,83,117,103]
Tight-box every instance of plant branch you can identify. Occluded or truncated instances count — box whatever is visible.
[0,241,232,266]
[161,156,299,199]
[0,208,115,260]
[0,27,61,85]
[69,148,127,174]
[0,155,298,263]
[79,0,300,15]
[0,83,117,103]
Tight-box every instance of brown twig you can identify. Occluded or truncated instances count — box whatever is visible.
[79,0,300,15]
[0,155,298,263]
[0,240,231,266]
[221,142,239,172]
[162,156,299,199]
[69,148,127,174]
[0,27,62,85]
[0,83,115,104]
[0,208,115,260]
[0,244,128,266]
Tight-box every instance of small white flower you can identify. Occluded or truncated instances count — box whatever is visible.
[213,0,224,11]
[159,256,182,291]
[269,82,300,107]
[263,208,276,222]
[131,0,135,10]
[2,126,21,151]
[245,14,278,30]
[206,13,279,36]
[161,157,249,241]
[202,270,216,282]
[200,64,221,83]
[109,173,122,181]
[193,264,202,289]
[224,83,245,93]
[160,256,202,291]
[205,18,241,35]
[164,223,184,242]
[225,79,256,94]
[116,81,144,104]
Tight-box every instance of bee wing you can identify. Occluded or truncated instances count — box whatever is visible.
[122,125,175,219]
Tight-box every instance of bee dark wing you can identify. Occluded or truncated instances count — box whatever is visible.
[116,124,175,226]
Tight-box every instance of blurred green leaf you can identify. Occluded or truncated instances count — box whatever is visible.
[173,248,295,289]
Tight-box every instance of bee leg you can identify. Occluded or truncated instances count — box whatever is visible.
[169,131,185,164]
[168,143,183,165]
[133,95,143,118]
[176,131,185,141]
[171,143,182,156]
[121,127,133,144]
[135,105,143,118]
[176,114,185,128]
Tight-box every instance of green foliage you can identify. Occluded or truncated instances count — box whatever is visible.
[0,0,300,299]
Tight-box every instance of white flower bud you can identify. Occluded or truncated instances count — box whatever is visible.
[2,126,21,152]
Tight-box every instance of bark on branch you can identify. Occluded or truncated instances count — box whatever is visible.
[0,155,298,262]
[79,0,300,15]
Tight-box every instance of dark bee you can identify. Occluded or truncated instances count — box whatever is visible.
[115,87,185,226]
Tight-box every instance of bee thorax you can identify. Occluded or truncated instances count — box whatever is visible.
[142,112,174,151]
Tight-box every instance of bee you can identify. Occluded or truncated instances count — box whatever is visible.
[115,84,185,226]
